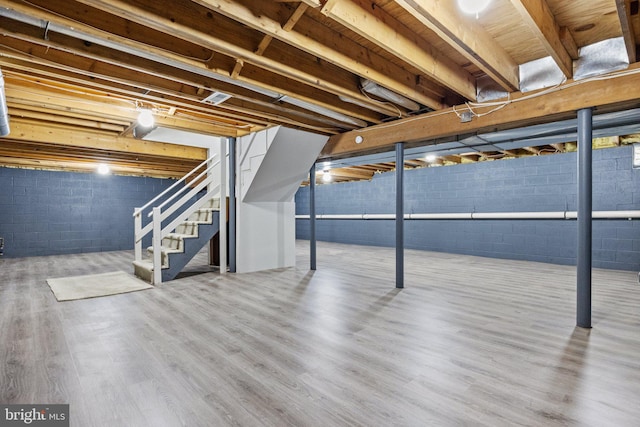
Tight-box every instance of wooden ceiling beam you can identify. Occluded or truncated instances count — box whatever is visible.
[320,0,476,100]
[395,0,519,92]
[0,157,191,179]
[326,168,374,180]
[182,0,443,109]
[0,46,353,136]
[4,62,348,136]
[322,63,640,158]
[509,0,574,78]
[0,57,348,135]
[559,27,579,60]
[68,0,404,117]
[1,0,392,121]
[0,22,367,131]
[7,108,126,132]
[615,0,637,63]
[3,78,243,137]
[6,118,208,160]
[0,59,266,136]
[522,146,541,154]
[282,3,309,32]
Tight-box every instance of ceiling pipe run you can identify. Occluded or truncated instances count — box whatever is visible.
[361,79,421,112]
[0,68,10,136]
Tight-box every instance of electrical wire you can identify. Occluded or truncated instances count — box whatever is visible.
[354,66,640,134]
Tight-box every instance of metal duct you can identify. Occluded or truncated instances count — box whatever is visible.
[574,37,629,80]
[519,56,565,93]
[361,79,421,111]
[0,68,9,136]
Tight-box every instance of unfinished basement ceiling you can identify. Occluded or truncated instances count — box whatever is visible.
[0,0,639,177]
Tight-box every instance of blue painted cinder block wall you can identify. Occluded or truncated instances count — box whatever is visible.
[0,167,176,258]
[296,145,640,271]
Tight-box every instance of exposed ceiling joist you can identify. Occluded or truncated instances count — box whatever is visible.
[0,0,638,179]
[180,0,443,109]
[320,0,476,101]
[8,118,208,160]
[509,0,574,78]
[1,0,389,125]
[322,63,640,158]
[395,0,519,92]
[615,0,638,63]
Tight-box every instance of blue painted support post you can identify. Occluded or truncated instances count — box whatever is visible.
[577,108,592,328]
[310,164,317,270]
[229,137,237,273]
[396,142,404,288]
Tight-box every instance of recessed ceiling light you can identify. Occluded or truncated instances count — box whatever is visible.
[355,135,364,144]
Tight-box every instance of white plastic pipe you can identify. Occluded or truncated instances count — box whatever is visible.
[471,211,566,219]
[295,210,640,220]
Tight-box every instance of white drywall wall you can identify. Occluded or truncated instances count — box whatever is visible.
[235,126,327,273]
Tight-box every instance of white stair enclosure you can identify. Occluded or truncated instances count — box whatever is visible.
[236,126,328,273]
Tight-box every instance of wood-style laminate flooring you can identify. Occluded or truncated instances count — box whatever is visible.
[1,241,639,426]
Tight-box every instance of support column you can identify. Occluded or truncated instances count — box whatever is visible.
[229,137,237,273]
[577,108,592,328]
[396,142,404,289]
[219,138,227,274]
[310,164,317,270]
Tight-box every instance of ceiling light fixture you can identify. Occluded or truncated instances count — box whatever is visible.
[425,154,438,163]
[361,79,421,111]
[97,163,110,175]
[137,109,154,128]
[355,135,364,144]
[322,170,332,183]
[457,0,491,18]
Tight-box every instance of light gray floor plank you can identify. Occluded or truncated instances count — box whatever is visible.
[1,241,640,426]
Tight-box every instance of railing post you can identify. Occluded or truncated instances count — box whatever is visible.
[152,206,162,285]
[134,208,142,261]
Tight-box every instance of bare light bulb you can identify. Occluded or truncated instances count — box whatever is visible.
[425,154,438,163]
[137,109,155,128]
[97,163,110,175]
[322,170,332,182]
[457,0,491,17]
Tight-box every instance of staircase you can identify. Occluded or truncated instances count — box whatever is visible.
[133,198,220,283]
[132,153,224,284]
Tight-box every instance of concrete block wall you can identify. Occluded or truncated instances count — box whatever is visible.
[296,145,640,271]
[0,167,175,257]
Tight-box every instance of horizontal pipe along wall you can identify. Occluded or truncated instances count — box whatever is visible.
[295,145,640,271]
